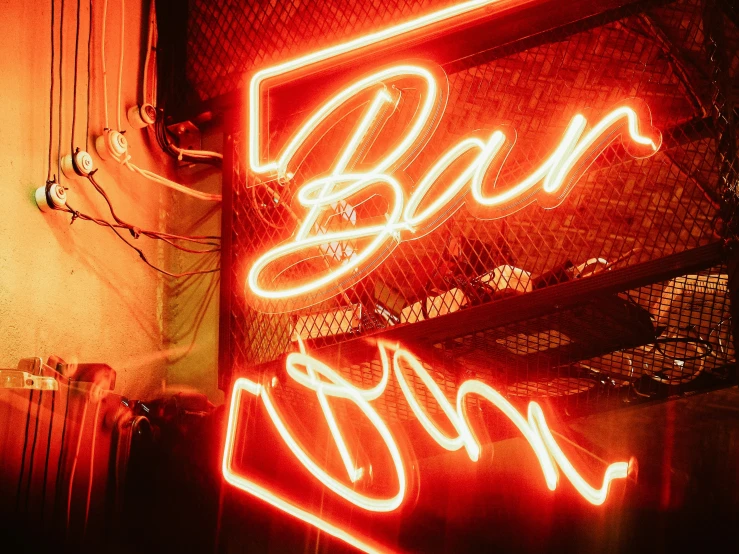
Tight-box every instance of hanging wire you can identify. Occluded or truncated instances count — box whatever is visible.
[85,171,221,248]
[39,391,57,521]
[86,0,92,151]
[15,391,35,512]
[64,201,221,278]
[56,0,65,181]
[153,112,223,167]
[142,0,156,107]
[116,0,124,131]
[70,0,82,152]
[47,0,56,182]
[52,383,71,525]
[65,397,89,533]
[101,0,109,129]
[23,392,45,513]
[81,400,102,540]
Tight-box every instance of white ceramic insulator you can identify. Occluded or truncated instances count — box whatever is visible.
[95,135,110,160]
[34,183,67,213]
[61,151,94,179]
[107,131,128,158]
[127,104,156,129]
[74,150,94,175]
[61,154,77,179]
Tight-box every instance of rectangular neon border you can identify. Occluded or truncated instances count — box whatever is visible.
[247,0,527,174]
[222,378,386,554]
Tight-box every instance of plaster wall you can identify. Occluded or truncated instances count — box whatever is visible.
[0,0,221,401]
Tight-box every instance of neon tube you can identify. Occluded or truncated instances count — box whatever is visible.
[274,65,442,182]
[392,348,468,453]
[248,0,512,174]
[227,341,407,513]
[224,343,632,552]
[247,174,406,301]
[222,378,384,554]
[247,99,659,307]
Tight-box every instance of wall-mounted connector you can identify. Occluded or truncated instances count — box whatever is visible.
[61,149,95,179]
[95,130,128,161]
[127,104,157,129]
[34,181,67,212]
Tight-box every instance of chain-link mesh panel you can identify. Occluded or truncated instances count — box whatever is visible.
[220,0,737,416]
[266,267,733,423]
[187,0,458,102]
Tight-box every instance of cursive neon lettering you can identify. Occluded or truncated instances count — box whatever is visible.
[245,61,660,311]
[223,343,632,552]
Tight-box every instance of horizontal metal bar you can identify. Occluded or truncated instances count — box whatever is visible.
[302,241,725,368]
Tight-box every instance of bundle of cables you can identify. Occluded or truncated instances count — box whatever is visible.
[64,170,221,278]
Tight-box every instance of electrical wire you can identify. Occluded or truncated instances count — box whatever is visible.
[121,158,223,201]
[145,10,222,167]
[169,249,223,291]
[57,0,65,180]
[82,399,102,541]
[52,383,71,524]
[40,390,57,521]
[66,397,89,533]
[23,391,45,513]
[171,146,224,160]
[153,114,223,168]
[70,0,82,152]
[101,0,109,129]
[86,0,92,151]
[144,0,220,166]
[142,0,156,107]
[48,0,56,182]
[85,171,221,248]
[64,202,221,278]
[96,0,222,204]
[116,0,124,131]
[15,391,34,512]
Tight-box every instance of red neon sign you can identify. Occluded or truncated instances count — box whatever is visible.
[243,7,661,312]
[223,341,631,553]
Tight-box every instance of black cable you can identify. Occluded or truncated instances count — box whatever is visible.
[15,390,34,512]
[145,10,222,167]
[82,173,220,248]
[85,0,92,151]
[52,385,71,525]
[654,336,713,360]
[70,0,81,153]
[65,202,221,278]
[154,108,222,168]
[24,391,45,513]
[67,202,220,250]
[85,171,222,247]
[57,0,65,180]
[48,0,56,182]
[40,390,57,522]
[154,234,221,254]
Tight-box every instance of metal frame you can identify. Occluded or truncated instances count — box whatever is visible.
[217,0,738,398]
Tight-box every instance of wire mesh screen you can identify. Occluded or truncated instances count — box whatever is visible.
[428,268,734,417]
[186,0,458,103]
[265,267,733,423]
[219,0,737,414]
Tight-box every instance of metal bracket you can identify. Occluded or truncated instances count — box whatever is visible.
[166,120,202,165]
